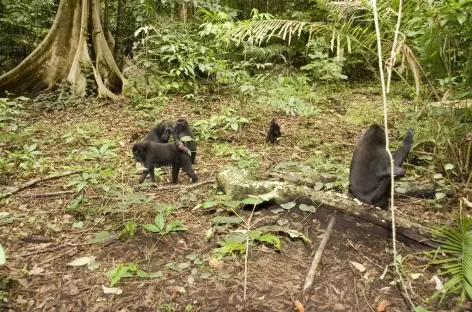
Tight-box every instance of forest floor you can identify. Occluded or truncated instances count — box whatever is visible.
[0,83,469,311]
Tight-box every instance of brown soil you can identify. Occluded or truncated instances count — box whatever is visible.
[0,85,468,311]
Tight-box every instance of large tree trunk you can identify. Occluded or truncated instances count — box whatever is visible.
[114,0,126,72]
[0,0,126,99]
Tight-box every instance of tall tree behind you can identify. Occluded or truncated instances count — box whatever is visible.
[114,0,126,72]
[0,0,126,99]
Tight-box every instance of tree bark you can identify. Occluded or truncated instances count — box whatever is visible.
[104,0,110,44]
[0,0,126,99]
[114,0,126,72]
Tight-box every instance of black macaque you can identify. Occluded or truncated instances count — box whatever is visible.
[349,124,414,209]
[174,119,197,164]
[266,119,282,144]
[132,141,198,184]
[144,121,174,143]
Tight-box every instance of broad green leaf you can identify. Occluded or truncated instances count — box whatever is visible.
[259,234,281,250]
[299,204,316,213]
[242,197,263,206]
[99,144,109,155]
[94,231,112,243]
[165,220,187,232]
[220,201,242,209]
[435,192,446,200]
[200,272,211,279]
[223,231,246,243]
[248,230,262,240]
[277,219,289,226]
[457,12,466,25]
[137,270,150,278]
[107,266,133,287]
[180,136,194,142]
[433,173,444,180]
[444,164,454,171]
[154,214,165,231]
[186,253,199,261]
[148,271,164,278]
[201,201,219,209]
[143,224,161,233]
[280,202,296,210]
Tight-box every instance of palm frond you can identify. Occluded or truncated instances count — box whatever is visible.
[430,211,472,303]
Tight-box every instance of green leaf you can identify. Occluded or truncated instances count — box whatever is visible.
[277,219,289,226]
[248,230,262,240]
[72,221,84,229]
[154,214,165,231]
[99,144,109,155]
[299,204,317,213]
[230,123,238,131]
[433,173,444,180]
[180,136,194,142]
[165,220,187,233]
[211,216,243,225]
[136,270,149,278]
[457,12,466,25]
[444,164,454,171]
[280,202,296,210]
[435,192,446,200]
[148,271,164,278]
[314,183,324,191]
[107,265,133,287]
[143,224,161,233]
[242,197,263,206]
[201,201,219,209]
[93,231,112,243]
[258,233,281,250]
[200,272,211,279]
[220,201,242,209]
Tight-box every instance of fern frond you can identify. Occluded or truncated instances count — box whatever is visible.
[430,214,472,303]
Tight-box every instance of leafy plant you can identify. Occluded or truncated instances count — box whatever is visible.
[428,203,472,303]
[143,213,187,235]
[106,262,163,287]
[301,38,347,82]
[0,96,29,135]
[193,111,249,140]
[119,221,137,239]
[82,143,117,159]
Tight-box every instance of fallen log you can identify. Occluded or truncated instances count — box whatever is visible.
[218,168,437,248]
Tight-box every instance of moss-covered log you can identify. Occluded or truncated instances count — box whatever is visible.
[218,167,437,248]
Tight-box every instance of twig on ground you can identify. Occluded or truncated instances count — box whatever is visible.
[302,215,337,297]
[140,179,216,192]
[39,246,77,265]
[0,170,82,200]
[243,202,258,302]
[19,190,75,198]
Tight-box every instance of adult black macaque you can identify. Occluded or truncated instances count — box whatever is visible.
[132,141,198,184]
[174,119,197,164]
[266,119,282,144]
[349,124,414,209]
[144,121,174,143]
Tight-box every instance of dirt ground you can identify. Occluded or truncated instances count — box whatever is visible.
[0,84,469,311]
